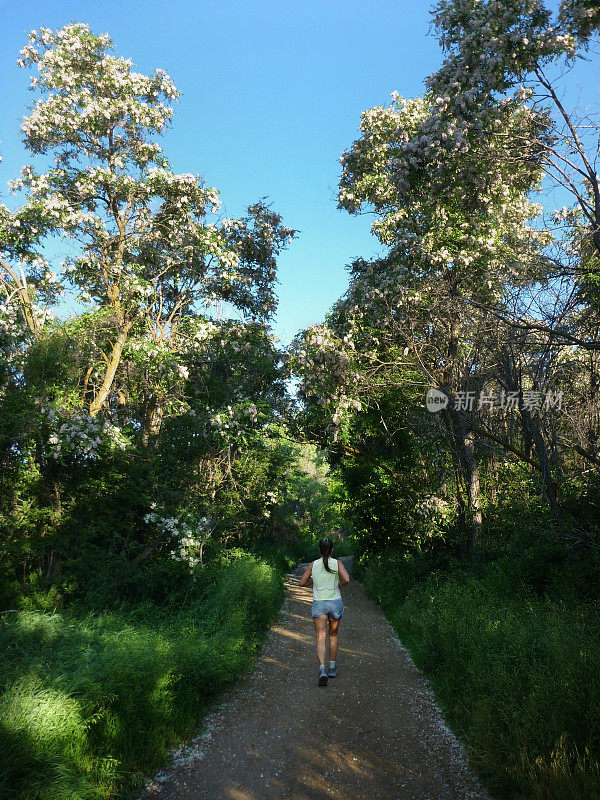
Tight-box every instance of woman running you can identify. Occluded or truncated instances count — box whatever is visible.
[299,537,351,686]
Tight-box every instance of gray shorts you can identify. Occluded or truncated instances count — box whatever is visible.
[312,597,344,620]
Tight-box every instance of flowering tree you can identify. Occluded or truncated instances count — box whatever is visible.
[292,2,600,555]
[426,0,600,293]
[1,156,59,339]
[11,24,294,427]
[0,24,300,592]
[333,88,550,552]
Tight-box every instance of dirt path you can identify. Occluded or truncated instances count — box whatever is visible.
[140,559,491,800]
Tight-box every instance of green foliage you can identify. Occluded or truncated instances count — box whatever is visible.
[280,441,348,541]
[0,23,298,615]
[363,549,600,800]
[317,382,454,562]
[0,552,283,800]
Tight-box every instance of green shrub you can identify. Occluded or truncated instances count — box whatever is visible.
[363,558,600,800]
[0,552,283,800]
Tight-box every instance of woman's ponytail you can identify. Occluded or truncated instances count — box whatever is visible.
[319,537,334,572]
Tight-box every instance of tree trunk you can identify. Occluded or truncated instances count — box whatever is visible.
[46,481,63,579]
[462,430,483,559]
[141,394,164,446]
[89,320,133,416]
[453,458,468,559]
[519,404,563,522]
[488,451,498,503]
[443,407,482,560]
[498,346,563,522]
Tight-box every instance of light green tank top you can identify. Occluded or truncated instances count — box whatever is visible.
[312,557,341,601]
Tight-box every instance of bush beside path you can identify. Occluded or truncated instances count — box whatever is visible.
[0,554,284,800]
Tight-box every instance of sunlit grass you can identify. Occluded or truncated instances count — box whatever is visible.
[0,553,283,800]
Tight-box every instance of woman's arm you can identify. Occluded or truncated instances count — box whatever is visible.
[298,561,313,587]
[338,560,350,588]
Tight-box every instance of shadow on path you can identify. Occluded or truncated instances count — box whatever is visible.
[139,558,491,800]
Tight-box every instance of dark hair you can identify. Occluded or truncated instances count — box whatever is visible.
[319,537,334,572]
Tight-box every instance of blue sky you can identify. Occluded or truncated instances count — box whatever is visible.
[0,0,443,344]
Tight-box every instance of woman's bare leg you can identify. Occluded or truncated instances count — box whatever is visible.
[328,617,340,662]
[313,616,328,665]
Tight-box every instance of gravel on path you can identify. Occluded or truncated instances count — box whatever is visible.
[139,557,492,800]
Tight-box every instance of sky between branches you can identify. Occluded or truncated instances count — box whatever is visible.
[1,0,597,344]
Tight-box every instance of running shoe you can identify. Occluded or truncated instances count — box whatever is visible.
[318,667,328,687]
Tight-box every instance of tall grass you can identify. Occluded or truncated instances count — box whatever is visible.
[363,557,600,800]
[0,553,283,800]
